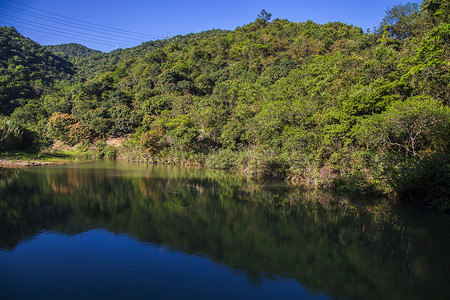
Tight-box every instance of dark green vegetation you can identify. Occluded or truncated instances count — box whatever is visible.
[44,43,102,60]
[1,162,450,299]
[0,1,449,209]
[0,27,74,115]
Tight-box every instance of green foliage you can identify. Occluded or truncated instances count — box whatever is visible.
[205,148,241,170]
[95,140,118,159]
[141,94,172,115]
[1,3,449,207]
[164,115,200,151]
[239,146,287,178]
[257,9,272,22]
[378,3,420,40]
[47,112,92,146]
[356,98,450,157]
[44,43,102,60]
[421,0,450,25]
[0,27,74,115]
[0,116,34,151]
[404,24,449,103]
[386,154,450,210]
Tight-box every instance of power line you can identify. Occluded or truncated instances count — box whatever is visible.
[0,13,145,46]
[1,21,136,48]
[0,8,153,43]
[5,1,164,39]
[2,23,128,48]
[0,2,166,51]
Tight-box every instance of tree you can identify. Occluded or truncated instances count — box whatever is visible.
[421,0,450,25]
[404,24,450,103]
[257,9,272,22]
[378,3,419,40]
[357,98,450,157]
[47,112,78,142]
[47,112,92,145]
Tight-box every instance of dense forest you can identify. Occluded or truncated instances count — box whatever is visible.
[0,1,449,209]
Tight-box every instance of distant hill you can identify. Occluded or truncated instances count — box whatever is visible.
[44,43,102,60]
[0,26,74,115]
[65,29,231,79]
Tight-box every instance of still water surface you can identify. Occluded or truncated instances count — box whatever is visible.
[0,161,449,299]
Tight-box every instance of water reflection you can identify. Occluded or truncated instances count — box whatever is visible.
[0,161,449,299]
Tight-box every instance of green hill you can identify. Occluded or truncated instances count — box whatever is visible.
[0,26,74,115]
[1,1,449,209]
[44,43,102,60]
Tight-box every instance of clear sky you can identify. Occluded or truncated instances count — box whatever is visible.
[0,0,420,52]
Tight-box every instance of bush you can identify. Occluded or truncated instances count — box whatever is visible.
[165,115,200,151]
[355,98,450,157]
[67,122,93,145]
[104,145,118,159]
[95,140,118,159]
[47,112,77,141]
[205,148,240,170]
[239,147,287,178]
[47,112,93,146]
[0,116,34,151]
[139,128,163,153]
[387,154,450,210]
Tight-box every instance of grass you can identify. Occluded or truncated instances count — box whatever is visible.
[0,149,92,162]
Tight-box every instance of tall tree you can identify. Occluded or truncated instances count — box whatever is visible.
[378,2,419,39]
[257,9,272,22]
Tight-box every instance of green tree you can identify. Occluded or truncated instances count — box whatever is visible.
[356,98,450,157]
[257,9,272,22]
[378,3,419,40]
[421,0,450,25]
[404,24,450,103]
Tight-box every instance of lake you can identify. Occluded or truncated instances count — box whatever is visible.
[1,160,449,299]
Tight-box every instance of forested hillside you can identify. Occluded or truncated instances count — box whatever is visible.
[1,1,449,209]
[44,43,102,60]
[0,27,74,114]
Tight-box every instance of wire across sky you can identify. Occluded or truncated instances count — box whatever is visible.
[0,0,165,51]
[0,0,419,52]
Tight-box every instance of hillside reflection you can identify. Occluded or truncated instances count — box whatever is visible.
[1,161,449,300]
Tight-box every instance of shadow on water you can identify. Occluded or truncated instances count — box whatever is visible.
[1,160,450,299]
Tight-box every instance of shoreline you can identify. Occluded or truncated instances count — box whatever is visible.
[0,159,55,168]
[1,148,447,213]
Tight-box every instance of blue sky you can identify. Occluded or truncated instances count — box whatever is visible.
[0,0,420,52]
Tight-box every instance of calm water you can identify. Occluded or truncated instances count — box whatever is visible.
[1,161,449,300]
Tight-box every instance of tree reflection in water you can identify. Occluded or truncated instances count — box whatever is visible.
[0,160,449,300]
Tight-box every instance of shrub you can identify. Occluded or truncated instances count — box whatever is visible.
[47,112,78,141]
[355,98,450,157]
[104,145,118,159]
[239,147,287,178]
[67,122,93,146]
[387,154,450,210]
[47,112,93,146]
[0,116,34,151]
[140,128,163,153]
[205,148,240,170]
[95,140,118,159]
[165,115,200,151]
